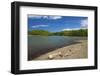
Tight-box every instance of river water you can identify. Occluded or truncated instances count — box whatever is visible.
[28,35,87,60]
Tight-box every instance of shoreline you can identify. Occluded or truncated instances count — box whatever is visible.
[28,35,87,37]
[32,40,88,60]
[28,41,79,60]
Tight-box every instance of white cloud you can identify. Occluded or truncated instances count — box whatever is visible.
[81,19,88,29]
[32,25,49,28]
[49,16,62,20]
[28,15,62,20]
[43,16,49,19]
[28,15,42,18]
[62,28,80,31]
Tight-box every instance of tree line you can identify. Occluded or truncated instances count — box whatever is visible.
[28,29,88,36]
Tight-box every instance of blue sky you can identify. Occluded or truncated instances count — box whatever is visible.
[28,15,88,32]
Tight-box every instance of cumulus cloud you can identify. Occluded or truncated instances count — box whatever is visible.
[28,15,62,20]
[28,15,43,18]
[32,25,49,28]
[81,19,88,29]
[62,28,80,31]
[49,16,62,20]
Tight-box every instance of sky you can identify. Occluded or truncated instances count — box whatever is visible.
[28,15,88,32]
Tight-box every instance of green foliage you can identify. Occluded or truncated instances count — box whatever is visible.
[28,29,88,36]
[28,30,50,36]
[61,29,88,36]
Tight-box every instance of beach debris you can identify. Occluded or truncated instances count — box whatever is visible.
[48,52,63,59]
[58,52,63,57]
[48,55,54,59]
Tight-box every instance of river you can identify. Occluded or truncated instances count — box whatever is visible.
[28,35,87,60]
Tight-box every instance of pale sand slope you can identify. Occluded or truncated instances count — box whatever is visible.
[33,40,88,60]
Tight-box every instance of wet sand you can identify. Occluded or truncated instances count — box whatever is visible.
[32,40,88,60]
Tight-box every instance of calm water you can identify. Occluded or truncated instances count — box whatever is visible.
[28,35,87,60]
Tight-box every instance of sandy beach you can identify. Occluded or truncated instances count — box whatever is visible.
[33,40,88,60]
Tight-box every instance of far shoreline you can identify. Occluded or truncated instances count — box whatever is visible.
[28,35,87,37]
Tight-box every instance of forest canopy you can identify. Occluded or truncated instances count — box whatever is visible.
[28,29,88,36]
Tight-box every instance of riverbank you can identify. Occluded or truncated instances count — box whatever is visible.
[33,40,88,60]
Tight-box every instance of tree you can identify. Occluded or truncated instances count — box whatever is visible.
[28,29,88,36]
[28,30,50,36]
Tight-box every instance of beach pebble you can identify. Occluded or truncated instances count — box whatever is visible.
[58,52,63,57]
[48,55,54,59]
